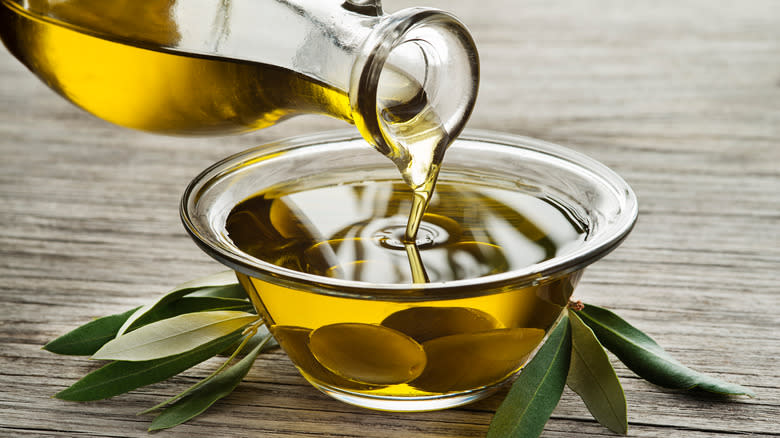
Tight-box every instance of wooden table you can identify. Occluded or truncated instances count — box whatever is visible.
[1,1,778,436]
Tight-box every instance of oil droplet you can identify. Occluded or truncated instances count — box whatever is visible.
[410,328,545,393]
[381,306,501,343]
[309,323,426,385]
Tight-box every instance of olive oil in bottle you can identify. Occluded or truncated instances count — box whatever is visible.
[0,0,353,135]
[0,0,469,245]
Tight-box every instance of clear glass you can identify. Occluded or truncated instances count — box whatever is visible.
[181,130,638,411]
[0,0,478,159]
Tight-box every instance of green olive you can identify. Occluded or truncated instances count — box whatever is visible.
[269,199,307,238]
[309,323,426,385]
[410,327,545,393]
[381,306,501,343]
[271,325,381,390]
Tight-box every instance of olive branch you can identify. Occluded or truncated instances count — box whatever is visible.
[45,272,753,435]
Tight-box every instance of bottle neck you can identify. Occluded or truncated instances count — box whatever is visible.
[349,8,480,159]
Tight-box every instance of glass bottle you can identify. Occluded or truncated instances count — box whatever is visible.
[0,0,479,159]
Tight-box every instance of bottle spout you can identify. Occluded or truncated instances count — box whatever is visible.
[349,8,479,180]
[342,0,383,16]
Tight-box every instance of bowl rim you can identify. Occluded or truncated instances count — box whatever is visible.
[180,129,638,300]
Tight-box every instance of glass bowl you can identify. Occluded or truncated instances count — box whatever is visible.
[180,130,637,411]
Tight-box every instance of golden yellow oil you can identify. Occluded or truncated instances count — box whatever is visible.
[0,0,352,135]
[229,178,586,397]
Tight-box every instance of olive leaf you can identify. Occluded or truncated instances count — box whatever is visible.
[577,304,754,397]
[187,284,249,299]
[128,296,253,329]
[93,311,259,361]
[44,296,251,357]
[56,332,243,401]
[164,296,252,312]
[116,271,243,337]
[44,307,141,356]
[567,310,627,435]
[141,329,274,416]
[148,334,273,431]
[487,314,572,438]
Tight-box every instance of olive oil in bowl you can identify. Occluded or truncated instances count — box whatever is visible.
[180,132,637,411]
[229,177,586,402]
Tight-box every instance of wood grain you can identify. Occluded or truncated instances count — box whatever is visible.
[1,0,778,436]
